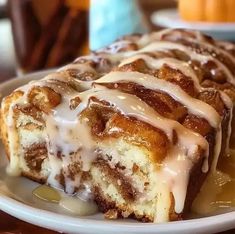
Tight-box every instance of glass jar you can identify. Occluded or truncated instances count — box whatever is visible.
[8,0,89,73]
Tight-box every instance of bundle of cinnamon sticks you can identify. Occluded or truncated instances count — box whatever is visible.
[8,0,89,72]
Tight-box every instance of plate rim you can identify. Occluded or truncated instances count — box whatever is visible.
[151,8,235,31]
[0,71,235,233]
[0,192,235,234]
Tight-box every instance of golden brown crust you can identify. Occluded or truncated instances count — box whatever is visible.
[81,99,170,164]
[98,81,188,121]
[0,90,24,160]
[27,86,61,114]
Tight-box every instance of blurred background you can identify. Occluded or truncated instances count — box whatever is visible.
[0,0,176,82]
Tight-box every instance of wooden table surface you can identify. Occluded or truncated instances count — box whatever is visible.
[0,5,235,234]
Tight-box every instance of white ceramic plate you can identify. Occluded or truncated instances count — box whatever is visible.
[0,71,235,234]
[151,9,235,41]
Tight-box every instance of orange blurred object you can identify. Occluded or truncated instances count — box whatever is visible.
[179,0,235,22]
[179,0,205,22]
[66,0,89,10]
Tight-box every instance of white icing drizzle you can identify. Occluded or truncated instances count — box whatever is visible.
[117,52,234,172]
[45,71,93,91]
[158,147,194,214]
[5,102,22,176]
[198,40,235,67]
[59,63,97,74]
[123,40,234,168]
[78,87,209,214]
[3,61,222,216]
[138,41,208,62]
[74,53,124,67]
[220,91,233,110]
[4,29,235,221]
[135,41,235,86]
[217,40,235,51]
[210,124,222,172]
[137,28,174,47]
[137,30,235,67]
[79,87,207,149]
[97,71,221,128]
[139,30,207,46]
[97,71,226,176]
[195,30,206,42]
[9,78,209,212]
[45,98,96,193]
[119,54,202,88]
[17,72,78,100]
[219,91,234,154]
[97,40,135,54]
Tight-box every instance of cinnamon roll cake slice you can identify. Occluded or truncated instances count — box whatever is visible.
[1,29,234,223]
[81,28,235,147]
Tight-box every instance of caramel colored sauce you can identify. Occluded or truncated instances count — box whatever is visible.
[219,150,235,179]
[215,150,235,208]
[33,185,61,203]
[192,151,235,215]
[214,180,235,208]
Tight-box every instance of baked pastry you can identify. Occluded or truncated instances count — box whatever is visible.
[1,29,234,222]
